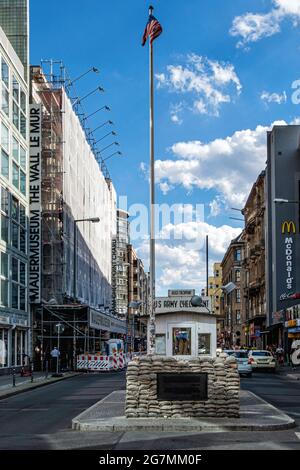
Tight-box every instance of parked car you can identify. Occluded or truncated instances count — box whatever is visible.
[223,349,252,377]
[233,350,252,377]
[248,350,277,371]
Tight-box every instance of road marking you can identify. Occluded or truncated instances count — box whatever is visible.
[21,408,49,411]
[295,432,300,440]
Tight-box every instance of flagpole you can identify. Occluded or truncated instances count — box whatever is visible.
[149,5,156,355]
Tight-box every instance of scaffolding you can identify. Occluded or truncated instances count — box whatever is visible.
[31,60,119,370]
[31,62,64,304]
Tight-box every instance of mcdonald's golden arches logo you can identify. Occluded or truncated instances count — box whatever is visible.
[281,221,296,234]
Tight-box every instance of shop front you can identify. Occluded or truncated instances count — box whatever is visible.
[245,315,266,349]
[0,315,29,374]
[284,304,300,356]
[32,304,126,371]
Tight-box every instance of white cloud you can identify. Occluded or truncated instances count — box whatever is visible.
[209,199,222,217]
[155,120,289,207]
[155,54,242,117]
[230,11,281,47]
[261,90,287,104]
[275,0,300,16]
[159,181,174,194]
[230,0,300,47]
[136,221,241,293]
[170,102,184,125]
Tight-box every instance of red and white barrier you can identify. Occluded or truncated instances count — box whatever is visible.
[77,353,128,371]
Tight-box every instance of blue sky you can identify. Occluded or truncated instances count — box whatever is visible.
[30,0,300,294]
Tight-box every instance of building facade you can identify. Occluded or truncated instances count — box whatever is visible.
[127,244,148,351]
[30,65,125,370]
[0,6,29,373]
[242,171,266,348]
[208,262,223,344]
[265,125,300,350]
[220,233,245,347]
[112,208,129,318]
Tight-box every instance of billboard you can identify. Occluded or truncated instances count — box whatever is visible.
[29,104,42,303]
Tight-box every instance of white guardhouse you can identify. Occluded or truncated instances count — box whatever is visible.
[147,289,217,357]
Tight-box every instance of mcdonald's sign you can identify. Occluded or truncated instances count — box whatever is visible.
[282,221,296,234]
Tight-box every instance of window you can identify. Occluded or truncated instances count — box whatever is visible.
[20,90,26,113]
[0,330,8,367]
[1,123,9,152]
[1,187,8,215]
[12,140,27,194]
[0,252,8,278]
[20,171,26,196]
[0,279,8,307]
[0,251,8,308]
[173,327,191,355]
[12,222,19,249]
[1,150,9,179]
[20,147,26,170]
[235,270,241,282]
[11,257,26,311]
[13,102,19,129]
[12,163,19,189]
[12,257,18,282]
[12,76,19,102]
[1,86,9,116]
[198,333,211,355]
[236,310,241,324]
[1,58,9,88]
[11,73,26,139]
[11,197,19,221]
[155,334,166,355]
[11,282,18,309]
[236,289,241,303]
[13,137,19,163]
[1,214,8,243]
[235,249,241,261]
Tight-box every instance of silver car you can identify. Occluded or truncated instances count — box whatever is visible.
[233,350,252,377]
[224,349,252,377]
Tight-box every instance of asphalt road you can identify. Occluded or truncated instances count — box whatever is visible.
[0,370,300,450]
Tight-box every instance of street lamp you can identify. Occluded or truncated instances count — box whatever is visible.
[87,120,113,136]
[94,131,117,145]
[80,105,110,121]
[98,141,119,154]
[72,86,104,106]
[73,217,100,369]
[67,66,99,87]
[102,151,122,163]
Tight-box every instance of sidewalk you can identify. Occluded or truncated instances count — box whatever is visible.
[72,389,295,432]
[0,371,46,391]
[277,366,300,381]
[0,370,80,400]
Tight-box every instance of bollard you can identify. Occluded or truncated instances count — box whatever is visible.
[12,368,16,387]
[45,360,49,379]
[31,363,34,383]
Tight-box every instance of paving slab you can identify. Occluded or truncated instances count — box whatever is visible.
[72,389,295,432]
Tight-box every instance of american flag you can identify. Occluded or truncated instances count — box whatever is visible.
[142,14,162,46]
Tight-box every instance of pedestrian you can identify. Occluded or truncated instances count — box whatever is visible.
[275,345,284,366]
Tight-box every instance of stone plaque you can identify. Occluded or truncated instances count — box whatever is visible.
[157,373,208,401]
